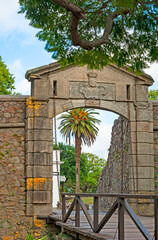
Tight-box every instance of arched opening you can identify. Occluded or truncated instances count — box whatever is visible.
[52,106,133,210]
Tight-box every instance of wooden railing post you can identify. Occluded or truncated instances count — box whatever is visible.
[62,194,66,222]
[118,198,124,240]
[75,196,80,227]
[94,196,99,232]
[155,199,158,240]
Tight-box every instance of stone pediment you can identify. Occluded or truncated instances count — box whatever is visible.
[25,62,154,102]
[26,62,154,85]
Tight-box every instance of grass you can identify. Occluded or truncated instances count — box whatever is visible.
[82,197,93,205]
[66,196,93,205]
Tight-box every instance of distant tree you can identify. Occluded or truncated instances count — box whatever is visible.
[148,89,158,100]
[58,108,100,192]
[81,153,106,193]
[59,143,88,193]
[19,0,158,72]
[58,143,106,193]
[0,56,19,95]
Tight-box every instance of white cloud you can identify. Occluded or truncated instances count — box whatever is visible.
[0,0,37,39]
[144,63,158,89]
[8,59,30,95]
[82,122,113,159]
[15,78,30,95]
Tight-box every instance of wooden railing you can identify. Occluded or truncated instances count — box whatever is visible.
[61,193,158,240]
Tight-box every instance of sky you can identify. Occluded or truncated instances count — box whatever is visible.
[1,0,158,159]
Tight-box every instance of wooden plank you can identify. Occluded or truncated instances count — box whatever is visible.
[63,198,76,222]
[62,193,158,199]
[50,209,155,240]
[76,196,93,230]
[94,196,99,232]
[118,199,124,240]
[122,199,153,240]
[62,195,66,221]
[96,200,118,233]
[75,196,80,227]
[155,199,158,240]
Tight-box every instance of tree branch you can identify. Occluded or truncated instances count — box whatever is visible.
[50,0,86,19]
[51,0,129,50]
[70,10,129,50]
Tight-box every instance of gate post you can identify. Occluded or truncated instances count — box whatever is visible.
[26,97,53,218]
[129,84,154,215]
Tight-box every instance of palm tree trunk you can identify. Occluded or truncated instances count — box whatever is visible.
[75,133,81,193]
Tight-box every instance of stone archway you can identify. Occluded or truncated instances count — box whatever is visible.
[25,63,154,216]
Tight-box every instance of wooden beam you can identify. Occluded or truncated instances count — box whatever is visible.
[96,200,118,233]
[122,199,152,240]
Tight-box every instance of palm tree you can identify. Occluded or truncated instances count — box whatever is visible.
[58,108,100,193]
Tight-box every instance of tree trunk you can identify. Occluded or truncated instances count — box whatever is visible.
[75,134,82,193]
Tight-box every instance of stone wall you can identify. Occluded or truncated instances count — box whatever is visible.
[97,116,130,210]
[98,101,158,211]
[153,101,158,193]
[0,96,53,240]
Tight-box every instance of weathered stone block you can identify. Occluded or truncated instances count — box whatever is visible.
[85,99,100,107]
[34,153,53,166]
[26,166,33,177]
[137,132,153,143]
[26,117,34,129]
[72,100,86,108]
[62,101,73,111]
[26,153,34,165]
[137,108,153,122]
[26,130,52,141]
[130,154,154,167]
[138,179,155,191]
[34,166,52,178]
[26,204,33,216]
[70,82,116,100]
[33,191,52,204]
[26,153,53,166]
[137,143,150,155]
[34,204,52,216]
[27,191,33,204]
[33,178,52,191]
[136,122,149,132]
[129,178,155,191]
[100,101,128,119]
[149,122,153,133]
[33,78,50,97]
[115,83,126,101]
[26,178,52,191]
[26,117,52,130]
[34,141,53,153]
[136,85,148,102]
[129,166,154,179]
[26,141,34,152]
[48,99,65,117]
[131,131,136,143]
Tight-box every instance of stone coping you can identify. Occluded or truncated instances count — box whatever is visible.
[0,95,30,101]
[0,123,25,128]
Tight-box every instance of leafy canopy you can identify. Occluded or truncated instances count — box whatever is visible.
[0,56,17,95]
[148,89,158,100]
[58,143,106,193]
[19,0,158,72]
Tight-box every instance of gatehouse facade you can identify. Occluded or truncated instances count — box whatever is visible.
[0,62,157,239]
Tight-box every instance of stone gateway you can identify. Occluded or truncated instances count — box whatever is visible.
[0,62,157,239]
